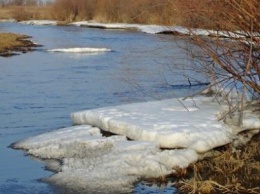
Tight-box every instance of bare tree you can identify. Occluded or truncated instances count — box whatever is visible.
[178,0,260,125]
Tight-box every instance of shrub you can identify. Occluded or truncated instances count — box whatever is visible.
[181,0,260,124]
[11,6,32,21]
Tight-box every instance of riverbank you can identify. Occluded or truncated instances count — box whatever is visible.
[0,33,37,57]
[175,131,260,194]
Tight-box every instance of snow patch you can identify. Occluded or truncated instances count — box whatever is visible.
[0,19,16,23]
[70,21,138,30]
[19,20,57,26]
[17,20,259,41]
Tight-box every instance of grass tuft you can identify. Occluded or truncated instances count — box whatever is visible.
[176,132,260,194]
[0,33,37,57]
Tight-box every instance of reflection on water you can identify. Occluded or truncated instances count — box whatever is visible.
[0,22,205,193]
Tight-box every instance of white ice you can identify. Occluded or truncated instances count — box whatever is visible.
[19,20,57,26]
[14,96,260,192]
[18,20,259,40]
[72,97,236,153]
[14,125,198,193]
[0,19,16,22]
[47,47,111,53]
[71,21,138,30]
[69,21,259,39]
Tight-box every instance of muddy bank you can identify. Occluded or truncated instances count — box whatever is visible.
[0,33,39,57]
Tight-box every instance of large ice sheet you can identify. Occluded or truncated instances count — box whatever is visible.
[13,125,198,193]
[72,97,260,153]
[72,97,235,153]
[13,96,260,192]
[47,146,197,193]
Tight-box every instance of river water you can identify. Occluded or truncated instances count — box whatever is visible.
[0,22,204,194]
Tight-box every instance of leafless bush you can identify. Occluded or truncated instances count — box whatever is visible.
[4,0,37,6]
[180,0,260,125]
[50,0,95,22]
[50,0,178,24]
[11,6,32,21]
[93,0,177,24]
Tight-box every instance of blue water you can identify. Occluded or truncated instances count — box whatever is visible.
[0,22,203,194]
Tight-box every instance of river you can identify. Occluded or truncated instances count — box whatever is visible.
[0,22,204,194]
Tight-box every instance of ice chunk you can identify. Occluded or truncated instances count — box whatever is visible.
[47,47,111,53]
[13,125,198,193]
[13,125,102,151]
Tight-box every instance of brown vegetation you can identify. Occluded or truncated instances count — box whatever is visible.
[0,6,12,19]
[49,0,179,24]
[0,0,259,32]
[9,5,52,21]
[182,0,260,128]
[0,33,37,57]
[48,0,260,30]
[0,0,52,21]
[175,132,260,194]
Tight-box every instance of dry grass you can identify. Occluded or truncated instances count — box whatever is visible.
[0,6,13,19]
[49,0,180,24]
[1,0,252,30]
[0,5,52,21]
[175,132,260,194]
[0,33,27,51]
[0,33,36,57]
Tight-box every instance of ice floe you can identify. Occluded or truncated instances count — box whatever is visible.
[72,97,235,153]
[13,96,260,193]
[13,125,198,193]
[47,47,111,53]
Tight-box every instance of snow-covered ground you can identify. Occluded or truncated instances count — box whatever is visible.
[18,20,260,40]
[70,21,260,41]
[70,21,218,36]
[19,20,57,26]
[0,19,16,23]
[13,96,260,193]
